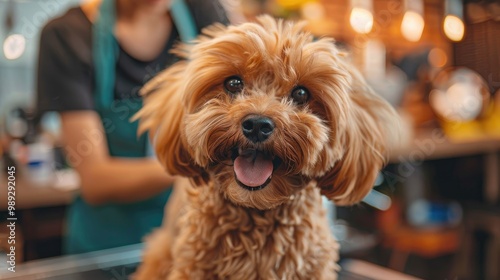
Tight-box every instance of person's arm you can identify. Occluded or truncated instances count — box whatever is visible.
[61,111,175,205]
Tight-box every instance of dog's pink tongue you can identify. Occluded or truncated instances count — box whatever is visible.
[234,152,273,187]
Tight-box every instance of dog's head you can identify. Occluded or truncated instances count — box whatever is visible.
[135,15,399,210]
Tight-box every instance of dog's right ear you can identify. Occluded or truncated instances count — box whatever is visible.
[315,57,400,206]
[133,62,207,184]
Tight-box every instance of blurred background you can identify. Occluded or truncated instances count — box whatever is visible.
[0,0,499,279]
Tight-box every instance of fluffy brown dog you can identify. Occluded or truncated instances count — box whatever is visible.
[133,15,399,280]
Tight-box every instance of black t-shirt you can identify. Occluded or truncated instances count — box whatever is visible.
[37,1,229,114]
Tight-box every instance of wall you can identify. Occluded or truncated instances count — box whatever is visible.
[0,0,80,116]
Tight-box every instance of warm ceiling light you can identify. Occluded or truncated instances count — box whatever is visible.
[3,34,26,60]
[443,14,465,41]
[350,7,373,34]
[401,11,424,42]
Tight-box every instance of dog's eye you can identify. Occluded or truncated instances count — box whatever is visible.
[224,76,244,95]
[290,86,310,105]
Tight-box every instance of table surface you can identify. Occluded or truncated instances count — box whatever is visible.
[0,243,419,280]
[0,243,143,280]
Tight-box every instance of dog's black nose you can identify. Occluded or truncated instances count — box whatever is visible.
[242,115,275,143]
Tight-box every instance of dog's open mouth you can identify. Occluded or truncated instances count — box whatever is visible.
[232,148,281,191]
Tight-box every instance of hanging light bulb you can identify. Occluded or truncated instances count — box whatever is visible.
[401,0,425,42]
[3,34,26,60]
[443,0,465,42]
[401,11,425,42]
[3,0,26,60]
[444,14,465,41]
[349,0,373,34]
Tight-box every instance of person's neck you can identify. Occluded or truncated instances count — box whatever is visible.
[116,0,168,24]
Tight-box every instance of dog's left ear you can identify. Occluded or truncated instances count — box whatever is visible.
[316,61,400,206]
[133,62,207,184]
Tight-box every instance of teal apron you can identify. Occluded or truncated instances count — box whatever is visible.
[65,0,197,254]
[64,94,172,254]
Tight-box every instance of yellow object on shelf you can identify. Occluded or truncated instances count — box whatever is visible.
[276,0,313,9]
[440,120,486,141]
[481,91,500,137]
[482,109,500,137]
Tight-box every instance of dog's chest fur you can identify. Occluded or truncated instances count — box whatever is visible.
[170,183,339,280]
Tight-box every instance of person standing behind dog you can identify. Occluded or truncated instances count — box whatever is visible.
[36,0,229,254]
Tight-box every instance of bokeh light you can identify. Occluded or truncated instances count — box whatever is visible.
[3,34,26,60]
[401,11,424,42]
[349,7,373,34]
[443,15,465,41]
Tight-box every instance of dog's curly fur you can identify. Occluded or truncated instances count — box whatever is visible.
[133,15,400,280]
